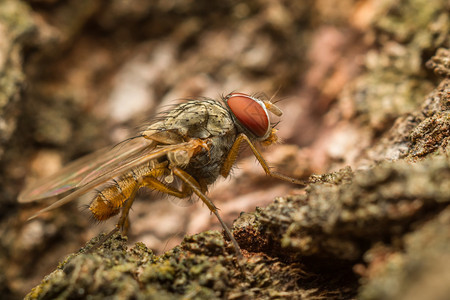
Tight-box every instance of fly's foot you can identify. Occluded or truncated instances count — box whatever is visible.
[85,226,121,253]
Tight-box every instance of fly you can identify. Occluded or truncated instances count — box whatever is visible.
[19,92,303,258]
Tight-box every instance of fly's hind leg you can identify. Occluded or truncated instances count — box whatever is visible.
[92,175,186,251]
[86,181,142,253]
[116,179,142,236]
[112,170,192,236]
[117,162,169,235]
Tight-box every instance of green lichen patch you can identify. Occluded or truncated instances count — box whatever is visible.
[26,233,143,300]
[26,230,344,299]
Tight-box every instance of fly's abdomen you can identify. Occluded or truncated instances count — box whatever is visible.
[88,161,167,221]
[89,173,139,221]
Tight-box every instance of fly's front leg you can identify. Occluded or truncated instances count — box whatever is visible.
[221,133,305,185]
[171,167,243,258]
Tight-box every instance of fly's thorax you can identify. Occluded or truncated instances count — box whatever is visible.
[143,99,236,143]
[141,98,240,185]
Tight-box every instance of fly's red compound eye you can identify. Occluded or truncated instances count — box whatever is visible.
[226,93,270,138]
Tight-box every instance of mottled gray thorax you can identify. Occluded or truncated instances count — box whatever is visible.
[156,99,237,184]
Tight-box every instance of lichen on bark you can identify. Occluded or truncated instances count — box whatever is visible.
[0,0,449,299]
[26,231,331,299]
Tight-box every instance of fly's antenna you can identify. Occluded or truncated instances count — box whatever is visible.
[263,96,283,117]
[268,86,282,103]
[270,87,292,105]
[271,120,282,128]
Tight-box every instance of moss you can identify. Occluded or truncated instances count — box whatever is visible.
[26,230,339,299]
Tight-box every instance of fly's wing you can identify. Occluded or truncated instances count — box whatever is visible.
[24,139,203,220]
[18,137,154,203]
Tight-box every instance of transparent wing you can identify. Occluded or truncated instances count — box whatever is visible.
[18,137,154,203]
[22,139,204,220]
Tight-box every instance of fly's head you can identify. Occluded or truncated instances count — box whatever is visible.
[224,92,282,146]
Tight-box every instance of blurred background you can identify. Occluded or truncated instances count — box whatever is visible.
[0,0,447,298]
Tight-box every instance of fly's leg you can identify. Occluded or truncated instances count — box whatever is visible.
[221,133,305,185]
[141,176,192,198]
[86,226,121,253]
[116,163,169,234]
[116,178,142,235]
[171,167,243,258]
[90,174,188,252]
[86,178,143,252]
[140,174,243,258]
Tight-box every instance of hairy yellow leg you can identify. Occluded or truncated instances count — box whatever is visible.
[116,178,142,235]
[89,174,192,252]
[141,176,192,198]
[117,173,194,235]
[171,167,243,258]
[116,162,170,234]
[95,167,243,257]
[221,133,304,185]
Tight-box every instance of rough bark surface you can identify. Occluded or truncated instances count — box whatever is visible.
[0,0,448,299]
